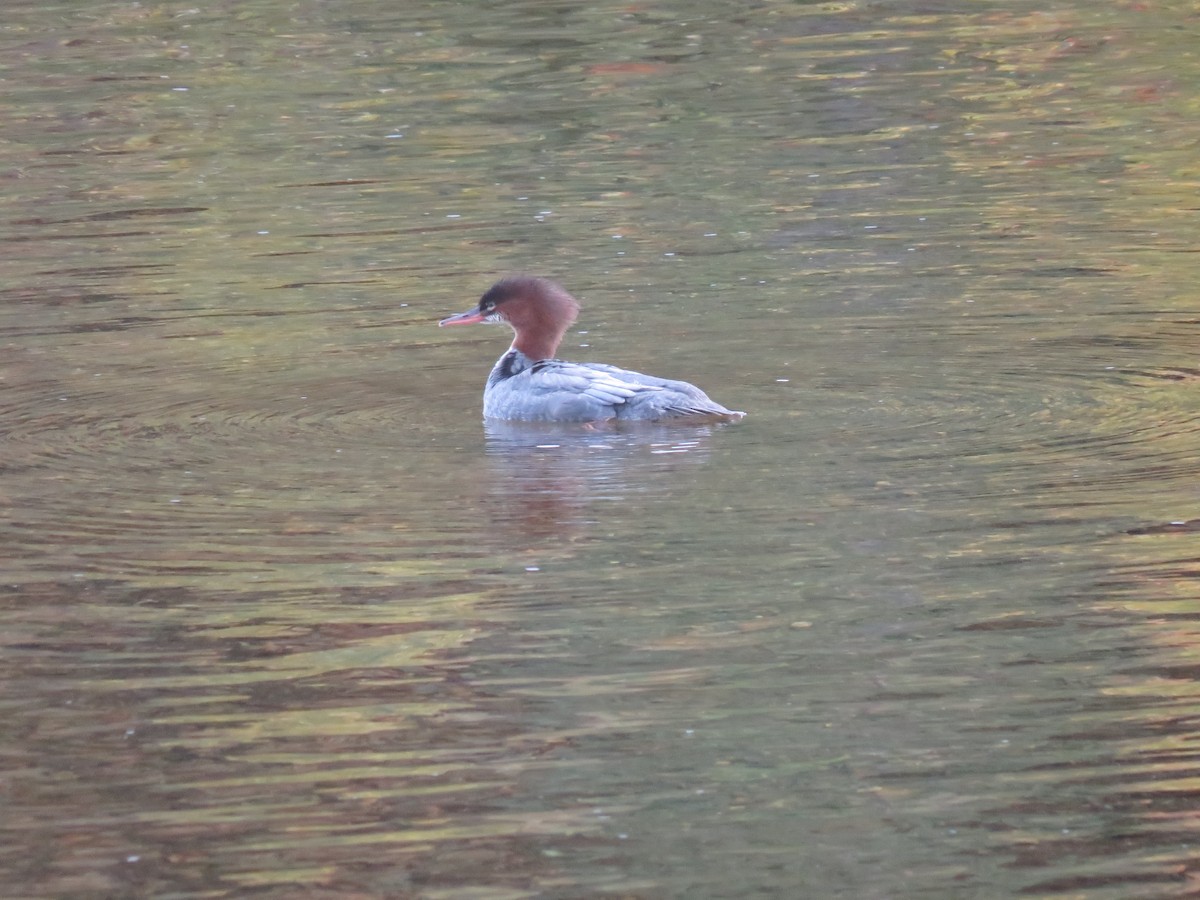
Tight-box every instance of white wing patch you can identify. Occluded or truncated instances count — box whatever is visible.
[530,360,663,408]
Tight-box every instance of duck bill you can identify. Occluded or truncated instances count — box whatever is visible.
[439,308,487,326]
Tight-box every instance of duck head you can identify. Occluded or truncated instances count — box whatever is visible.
[440,276,581,361]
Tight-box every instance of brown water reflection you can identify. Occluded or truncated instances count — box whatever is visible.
[5,0,1200,897]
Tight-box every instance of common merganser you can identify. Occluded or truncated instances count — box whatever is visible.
[439,276,745,423]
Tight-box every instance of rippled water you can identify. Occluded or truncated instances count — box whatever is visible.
[4,1,1200,897]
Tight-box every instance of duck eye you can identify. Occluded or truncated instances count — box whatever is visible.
[483,301,496,312]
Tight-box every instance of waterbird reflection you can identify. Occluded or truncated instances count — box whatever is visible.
[481,420,727,539]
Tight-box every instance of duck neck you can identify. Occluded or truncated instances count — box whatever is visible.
[511,328,564,362]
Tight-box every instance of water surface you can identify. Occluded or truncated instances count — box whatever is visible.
[4,1,1200,897]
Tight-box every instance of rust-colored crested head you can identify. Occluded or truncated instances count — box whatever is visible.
[477,276,580,361]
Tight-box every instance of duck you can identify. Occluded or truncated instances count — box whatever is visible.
[439,276,745,423]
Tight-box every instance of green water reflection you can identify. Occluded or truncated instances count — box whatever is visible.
[4,1,1200,897]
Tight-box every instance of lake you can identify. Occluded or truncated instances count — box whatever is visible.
[4,1,1200,897]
